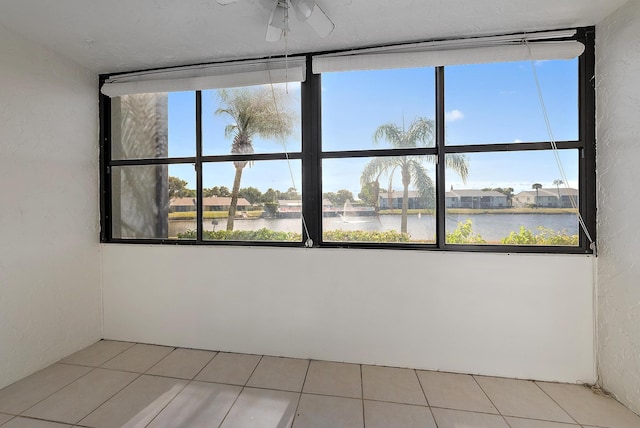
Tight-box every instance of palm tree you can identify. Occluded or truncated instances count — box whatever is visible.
[216,87,295,230]
[361,117,469,234]
[532,183,543,207]
[553,179,564,208]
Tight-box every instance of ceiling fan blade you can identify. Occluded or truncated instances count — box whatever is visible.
[265,1,287,42]
[291,0,315,20]
[306,3,334,38]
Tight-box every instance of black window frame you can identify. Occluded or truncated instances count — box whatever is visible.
[100,27,595,254]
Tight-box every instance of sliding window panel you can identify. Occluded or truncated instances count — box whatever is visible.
[201,160,303,242]
[444,59,578,145]
[445,150,579,246]
[111,91,196,159]
[321,68,436,152]
[112,164,196,240]
[201,84,302,156]
[322,156,436,244]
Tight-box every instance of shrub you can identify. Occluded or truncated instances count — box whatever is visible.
[501,226,578,246]
[177,228,302,241]
[323,229,410,242]
[446,219,486,244]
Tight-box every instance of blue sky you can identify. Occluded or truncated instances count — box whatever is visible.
[165,58,579,197]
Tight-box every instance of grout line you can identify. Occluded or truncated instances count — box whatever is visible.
[534,381,581,425]
[414,369,431,406]
[142,377,190,428]
[216,354,265,428]
[360,365,365,428]
[16,365,99,419]
[290,359,311,427]
[471,375,502,415]
[76,372,143,426]
[188,350,219,381]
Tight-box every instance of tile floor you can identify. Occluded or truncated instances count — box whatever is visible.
[0,341,638,428]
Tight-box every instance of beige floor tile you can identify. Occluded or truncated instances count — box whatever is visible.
[0,364,92,414]
[146,348,216,380]
[79,375,187,428]
[302,361,362,398]
[431,407,510,428]
[0,417,71,428]
[147,381,241,428]
[504,416,580,427]
[536,382,640,428]
[475,376,574,423]
[293,394,363,428]
[248,356,309,392]
[364,400,436,428]
[417,370,498,413]
[195,352,262,385]
[361,366,427,406]
[22,368,138,424]
[59,341,135,367]
[0,413,13,425]
[220,387,299,428]
[100,344,174,373]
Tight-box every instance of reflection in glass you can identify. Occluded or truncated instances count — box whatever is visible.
[445,150,579,245]
[111,92,195,159]
[113,165,195,240]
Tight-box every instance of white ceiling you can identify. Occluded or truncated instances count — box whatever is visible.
[0,0,627,74]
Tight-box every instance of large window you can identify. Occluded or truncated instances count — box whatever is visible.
[100,28,595,253]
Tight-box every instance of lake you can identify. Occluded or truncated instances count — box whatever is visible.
[169,213,579,241]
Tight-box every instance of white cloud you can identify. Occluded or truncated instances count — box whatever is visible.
[445,109,464,122]
[513,138,523,143]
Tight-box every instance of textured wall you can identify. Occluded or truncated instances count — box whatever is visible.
[0,25,102,389]
[596,1,640,416]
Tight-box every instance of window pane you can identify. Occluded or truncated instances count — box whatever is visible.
[322,156,436,243]
[111,92,195,159]
[445,150,579,246]
[202,84,301,156]
[445,59,578,145]
[201,160,302,242]
[322,68,436,151]
[112,164,196,239]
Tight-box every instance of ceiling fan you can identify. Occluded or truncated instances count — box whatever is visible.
[216,0,335,42]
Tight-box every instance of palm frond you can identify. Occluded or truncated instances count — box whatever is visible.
[445,153,469,183]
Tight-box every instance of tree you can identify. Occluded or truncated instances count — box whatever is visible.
[169,176,190,198]
[239,187,263,205]
[215,87,295,230]
[483,187,515,207]
[324,189,354,207]
[532,183,543,207]
[358,181,380,210]
[361,117,468,233]
[553,179,564,208]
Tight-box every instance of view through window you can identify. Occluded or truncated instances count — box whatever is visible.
[103,30,594,252]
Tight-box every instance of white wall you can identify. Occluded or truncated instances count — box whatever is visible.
[0,25,101,389]
[103,245,595,383]
[596,1,640,415]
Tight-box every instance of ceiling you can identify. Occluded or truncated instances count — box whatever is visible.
[0,0,627,74]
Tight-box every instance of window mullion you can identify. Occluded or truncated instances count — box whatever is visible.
[196,90,203,243]
[302,56,322,247]
[435,66,446,249]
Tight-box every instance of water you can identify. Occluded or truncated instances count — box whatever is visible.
[170,213,579,242]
